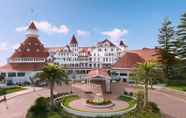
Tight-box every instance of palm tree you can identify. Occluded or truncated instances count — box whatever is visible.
[35,64,68,107]
[130,61,162,107]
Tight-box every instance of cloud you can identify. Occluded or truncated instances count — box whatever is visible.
[16,21,69,35]
[16,27,27,32]
[0,42,8,51]
[76,30,90,38]
[101,28,128,42]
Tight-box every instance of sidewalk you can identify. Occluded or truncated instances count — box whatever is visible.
[0,87,43,101]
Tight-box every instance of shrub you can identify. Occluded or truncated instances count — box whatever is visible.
[26,97,49,118]
[129,92,133,96]
[123,91,128,95]
[136,90,144,111]
[144,102,160,113]
[86,99,112,105]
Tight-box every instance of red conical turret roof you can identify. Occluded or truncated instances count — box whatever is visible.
[27,22,37,31]
[120,40,127,47]
[69,35,78,45]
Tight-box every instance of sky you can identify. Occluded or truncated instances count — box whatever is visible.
[0,0,186,64]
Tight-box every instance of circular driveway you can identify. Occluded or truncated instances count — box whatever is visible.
[69,98,129,112]
[0,82,186,118]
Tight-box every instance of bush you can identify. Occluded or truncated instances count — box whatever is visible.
[27,97,49,118]
[86,99,112,105]
[144,102,160,113]
[136,90,144,111]
[129,92,133,96]
[123,91,128,95]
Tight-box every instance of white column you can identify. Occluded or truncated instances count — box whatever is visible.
[105,79,111,93]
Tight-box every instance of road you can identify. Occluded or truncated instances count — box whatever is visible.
[0,88,49,118]
[150,89,186,118]
[0,84,185,118]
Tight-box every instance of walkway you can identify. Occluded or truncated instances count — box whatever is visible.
[0,88,49,118]
[0,82,185,118]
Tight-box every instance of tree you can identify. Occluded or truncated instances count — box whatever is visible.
[158,18,176,79]
[131,61,163,107]
[177,12,186,60]
[35,64,68,107]
[27,97,49,118]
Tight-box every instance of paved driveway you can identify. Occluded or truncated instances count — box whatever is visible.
[150,90,186,118]
[0,88,49,118]
[0,83,185,118]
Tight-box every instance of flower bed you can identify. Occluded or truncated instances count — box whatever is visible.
[86,99,112,105]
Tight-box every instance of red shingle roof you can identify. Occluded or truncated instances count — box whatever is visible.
[112,52,145,69]
[28,22,37,30]
[0,63,46,72]
[112,48,159,69]
[10,37,49,58]
[87,68,110,79]
[69,35,78,45]
[97,39,116,47]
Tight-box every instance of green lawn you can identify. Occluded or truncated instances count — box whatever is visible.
[167,85,186,92]
[62,95,80,107]
[119,95,137,110]
[0,86,25,96]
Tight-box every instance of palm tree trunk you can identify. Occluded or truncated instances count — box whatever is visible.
[50,82,54,107]
[144,79,148,107]
[150,79,153,89]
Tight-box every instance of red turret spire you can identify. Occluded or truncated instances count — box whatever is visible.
[69,35,78,45]
[27,22,37,31]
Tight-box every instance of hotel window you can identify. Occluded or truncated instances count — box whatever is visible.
[0,72,6,77]
[17,72,25,77]
[94,64,96,67]
[8,72,16,77]
[98,48,101,52]
[120,73,127,76]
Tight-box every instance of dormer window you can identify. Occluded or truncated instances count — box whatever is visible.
[26,48,30,52]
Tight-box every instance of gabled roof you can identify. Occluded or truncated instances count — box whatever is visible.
[69,35,78,45]
[27,22,37,31]
[97,39,116,47]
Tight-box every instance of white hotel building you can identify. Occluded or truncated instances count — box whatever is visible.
[0,22,128,83]
[0,22,158,85]
[47,35,127,78]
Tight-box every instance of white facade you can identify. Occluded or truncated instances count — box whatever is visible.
[48,38,127,79]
